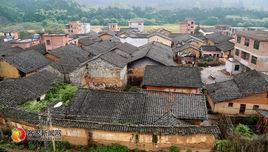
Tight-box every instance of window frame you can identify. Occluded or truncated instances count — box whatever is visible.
[251,56,257,65]
[241,51,250,61]
[253,40,260,50]
[228,103,234,107]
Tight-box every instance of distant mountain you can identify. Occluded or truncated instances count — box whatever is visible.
[77,0,268,10]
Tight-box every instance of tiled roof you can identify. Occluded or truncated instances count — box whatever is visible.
[129,42,176,66]
[85,41,118,55]
[170,34,192,43]
[65,89,208,123]
[173,43,199,54]
[215,41,234,52]
[142,66,202,88]
[116,42,138,55]
[0,47,25,58]
[148,32,173,41]
[2,107,220,136]
[78,37,101,47]
[0,70,61,106]
[49,44,90,74]
[205,33,232,43]
[4,50,51,73]
[1,88,221,136]
[201,45,220,52]
[26,44,46,55]
[87,42,138,68]
[206,70,268,103]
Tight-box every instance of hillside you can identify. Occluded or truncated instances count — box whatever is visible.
[1,0,268,28]
[77,0,268,10]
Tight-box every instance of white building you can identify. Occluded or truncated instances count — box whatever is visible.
[128,19,144,32]
[119,33,148,47]
[225,58,243,75]
[81,23,91,34]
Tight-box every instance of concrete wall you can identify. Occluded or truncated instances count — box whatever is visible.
[0,60,20,78]
[208,93,268,115]
[148,35,172,47]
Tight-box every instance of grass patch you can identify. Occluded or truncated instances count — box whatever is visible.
[20,82,78,112]
[0,22,65,34]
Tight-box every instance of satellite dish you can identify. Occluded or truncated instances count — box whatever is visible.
[53,102,63,108]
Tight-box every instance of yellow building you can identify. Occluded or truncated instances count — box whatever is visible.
[148,33,173,47]
[206,70,268,115]
[0,48,50,78]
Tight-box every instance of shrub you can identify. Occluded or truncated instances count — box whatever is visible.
[28,141,37,150]
[234,124,254,138]
[214,140,232,151]
[169,146,180,152]
[90,144,128,152]
[20,81,78,112]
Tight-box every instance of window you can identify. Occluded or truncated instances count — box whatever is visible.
[237,36,241,43]
[253,105,259,110]
[244,38,250,47]
[46,40,51,45]
[228,103,233,107]
[241,51,250,60]
[234,65,240,71]
[254,40,260,50]
[152,134,158,144]
[235,49,240,56]
[251,56,257,65]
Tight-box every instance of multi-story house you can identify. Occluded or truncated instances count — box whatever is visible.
[128,19,144,32]
[65,21,90,36]
[232,31,268,72]
[42,33,70,51]
[3,31,19,42]
[178,19,195,34]
[108,23,120,32]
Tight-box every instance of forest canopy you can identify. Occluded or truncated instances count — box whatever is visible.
[1,0,268,27]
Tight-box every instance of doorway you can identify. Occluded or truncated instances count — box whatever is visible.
[239,104,246,114]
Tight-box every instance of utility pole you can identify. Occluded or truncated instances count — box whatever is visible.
[47,108,56,152]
